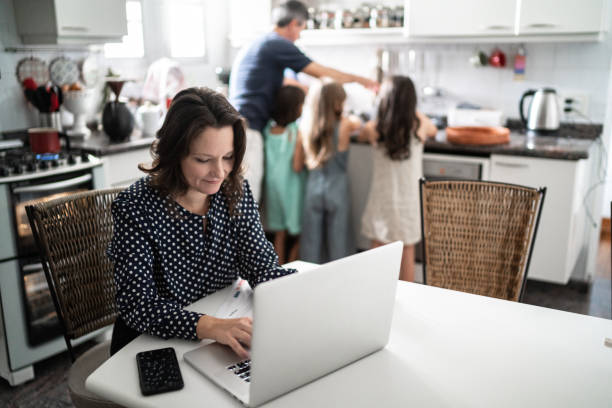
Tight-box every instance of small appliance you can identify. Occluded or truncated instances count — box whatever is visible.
[519,88,561,133]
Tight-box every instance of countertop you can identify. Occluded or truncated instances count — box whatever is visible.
[352,119,602,161]
[422,130,595,160]
[69,120,601,161]
[71,129,156,156]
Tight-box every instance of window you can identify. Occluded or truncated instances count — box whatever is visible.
[104,1,145,59]
[169,0,206,58]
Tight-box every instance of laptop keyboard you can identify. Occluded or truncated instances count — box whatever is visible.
[227,360,251,382]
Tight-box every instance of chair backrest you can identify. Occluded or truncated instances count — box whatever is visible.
[26,188,124,347]
[420,179,546,302]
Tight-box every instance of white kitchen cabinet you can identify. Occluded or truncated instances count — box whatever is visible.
[102,148,151,188]
[517,0,605,35]
[489,155,589,284]
[407,0,516,37]
[13,0,127,44]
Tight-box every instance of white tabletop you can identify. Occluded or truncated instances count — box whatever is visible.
[87,261,612,407]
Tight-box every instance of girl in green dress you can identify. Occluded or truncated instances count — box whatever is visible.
[263,85,306,263]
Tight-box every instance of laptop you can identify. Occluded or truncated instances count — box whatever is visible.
[183,241,403,407]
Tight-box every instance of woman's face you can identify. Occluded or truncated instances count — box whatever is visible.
[180,125,235,196]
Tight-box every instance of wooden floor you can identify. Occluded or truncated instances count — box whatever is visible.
[1,241,611,407]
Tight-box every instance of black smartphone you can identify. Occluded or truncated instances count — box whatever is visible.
[136,347,184,396]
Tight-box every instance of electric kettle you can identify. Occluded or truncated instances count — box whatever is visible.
[519,88,561,132]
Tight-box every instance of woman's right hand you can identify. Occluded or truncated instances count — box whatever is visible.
[197,315,252,359]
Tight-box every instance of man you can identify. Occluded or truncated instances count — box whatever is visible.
[229,0,378,203]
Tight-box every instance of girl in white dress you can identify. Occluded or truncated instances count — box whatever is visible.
[360,76,437,282]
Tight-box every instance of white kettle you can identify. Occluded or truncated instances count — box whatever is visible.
[519,88,561,132]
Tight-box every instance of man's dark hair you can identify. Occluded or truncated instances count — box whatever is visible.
[139,87,246,216]
[272,1,309,27]
[271,85,305,127]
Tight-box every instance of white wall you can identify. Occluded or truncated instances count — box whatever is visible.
[301,41,611,122]
[0,0,231,132]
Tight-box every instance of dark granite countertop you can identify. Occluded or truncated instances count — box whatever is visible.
[63,118,601,160]
[423,130,594,160]
[71,129,155,156]
[352,119,602,161]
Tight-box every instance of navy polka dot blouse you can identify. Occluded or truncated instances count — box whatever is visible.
[107,176,295,341]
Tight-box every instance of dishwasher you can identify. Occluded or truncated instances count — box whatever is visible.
[422,153,489,181]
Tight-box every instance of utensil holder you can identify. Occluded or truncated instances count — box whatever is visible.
[39,112,62,131]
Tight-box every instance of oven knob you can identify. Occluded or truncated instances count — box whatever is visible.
[51,160,59,167]
[26,162,37,172]
[67,154,76,165]
[12,163,24,174]
[0,166,9,177]
[80,152,90,163]
[39,160,49,170]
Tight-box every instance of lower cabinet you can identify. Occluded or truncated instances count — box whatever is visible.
[102,148,152,188]
[489,154,590,284]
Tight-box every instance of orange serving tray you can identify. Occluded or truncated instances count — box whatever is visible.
[445,126,510,146]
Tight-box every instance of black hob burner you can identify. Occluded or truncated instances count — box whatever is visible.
[0,147,92,179]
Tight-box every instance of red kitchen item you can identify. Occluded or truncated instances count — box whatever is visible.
[489,48,506,68]
[16,57,49,86]
[22,77,37,90]
[49,89,59,112]
[28,128,61,153]
[445,126,510,146]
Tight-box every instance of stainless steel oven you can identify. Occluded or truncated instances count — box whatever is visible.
[13,171,94,346]
[0,146,106,386]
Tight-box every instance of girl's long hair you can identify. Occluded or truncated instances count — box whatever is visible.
[376,76,420,160]
[300,79,346,169]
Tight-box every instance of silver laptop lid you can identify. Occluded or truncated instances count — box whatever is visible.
[249,241,402,406]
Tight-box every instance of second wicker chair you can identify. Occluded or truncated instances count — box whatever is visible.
[419,179,546,302]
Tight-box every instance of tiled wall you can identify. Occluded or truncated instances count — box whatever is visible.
[302,41,612,123]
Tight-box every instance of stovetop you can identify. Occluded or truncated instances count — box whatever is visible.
[0,147,103,183]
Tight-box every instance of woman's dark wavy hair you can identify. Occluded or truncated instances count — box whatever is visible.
[139,87,246,216]
[376,76,420,161]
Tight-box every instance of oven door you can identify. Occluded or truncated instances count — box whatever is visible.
[10,170,94,346]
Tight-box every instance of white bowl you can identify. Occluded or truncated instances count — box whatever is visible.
[63,89,96,137]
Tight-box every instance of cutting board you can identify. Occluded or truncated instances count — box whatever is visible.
[445,126,510,146]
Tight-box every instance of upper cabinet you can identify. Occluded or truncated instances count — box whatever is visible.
[13,0,127,45]
[517,0,605,35]
[408,0,516,38]
[406,0,606,41]
[230,0,608,47]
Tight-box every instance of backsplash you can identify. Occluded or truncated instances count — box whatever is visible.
[302,41,612,123]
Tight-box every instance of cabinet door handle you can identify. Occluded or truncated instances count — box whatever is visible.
[481,25,512,30]
[22,263,43,273]
[61,26,89,32]
[524,23,557,29]
[494,162,529,168]
[13,174,92,193]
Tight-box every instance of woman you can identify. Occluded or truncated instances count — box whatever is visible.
[107,87,294,358]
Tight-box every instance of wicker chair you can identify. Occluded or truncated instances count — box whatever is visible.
[419,179,546,302]
[26,188,124,408]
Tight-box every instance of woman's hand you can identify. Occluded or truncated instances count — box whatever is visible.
[197,315,252,359]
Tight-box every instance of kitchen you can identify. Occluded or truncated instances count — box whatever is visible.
[0,0,611,406]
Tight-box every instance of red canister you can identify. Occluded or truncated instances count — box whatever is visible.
[28,128,60,153]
